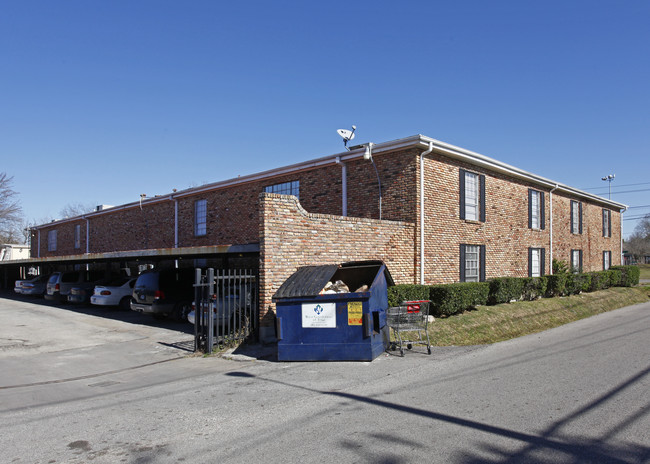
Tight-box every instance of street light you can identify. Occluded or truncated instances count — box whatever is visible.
[601,174,615,199]
[364,143,382,220]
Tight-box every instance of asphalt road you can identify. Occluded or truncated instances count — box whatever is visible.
[1,293,649,463]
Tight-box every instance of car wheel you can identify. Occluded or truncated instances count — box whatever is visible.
[173,301,191,322]
[119,296,131,311]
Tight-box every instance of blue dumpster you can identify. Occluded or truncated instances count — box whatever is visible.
[273,261,393,361]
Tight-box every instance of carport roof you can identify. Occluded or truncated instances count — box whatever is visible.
[0,244,259,267]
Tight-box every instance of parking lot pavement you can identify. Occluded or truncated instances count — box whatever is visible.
[0,292,195,391]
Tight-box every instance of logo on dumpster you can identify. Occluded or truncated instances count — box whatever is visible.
[302,302,336,328]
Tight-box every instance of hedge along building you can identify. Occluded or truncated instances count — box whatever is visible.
[26,135,626,340]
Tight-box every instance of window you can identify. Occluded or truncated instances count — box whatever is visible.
[571,249,583,273]
[570,200,582,234]
[460,244,486,282]
[459,169,485,222]
[265,180,300,198]
[74,224,81,249]
[194,199,207,236]
[603,251,611,270]
[528,189,545,230]
[47,230,57,252]
[528,247,546,277]
[602,209,612,237]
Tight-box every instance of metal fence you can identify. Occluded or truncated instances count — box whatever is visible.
[194,268,258,353]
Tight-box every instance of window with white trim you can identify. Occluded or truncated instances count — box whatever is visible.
[460,244,486,282]
[602,209,612,237]
[194,199,207,236]
[464,172,479,221]
[603,251,611,270]
[528,189,545,230]
[460,169,485,222]
[571,249,583,273]
[265,180,300,198]
[571,200,582,234]
[529,247,545,277]
[47,230,57,252]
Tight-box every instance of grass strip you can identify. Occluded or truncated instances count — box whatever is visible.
[413,286,650,346]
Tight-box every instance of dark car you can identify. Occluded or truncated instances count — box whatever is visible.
[130,268,194,321]
[45,270,112,303]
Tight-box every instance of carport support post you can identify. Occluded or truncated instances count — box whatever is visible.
[194,268,201,353]
[207,268,215,352]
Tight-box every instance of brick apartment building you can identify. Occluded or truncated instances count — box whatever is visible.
[25,135,626,337]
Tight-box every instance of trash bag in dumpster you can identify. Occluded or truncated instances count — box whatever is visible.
[273,260,393,361]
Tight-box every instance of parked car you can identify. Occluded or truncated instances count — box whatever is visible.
[68,271,115,304]
[90,277,136,310]
[45,270,111,303]
[187,294,243,330]
[14,274,49,296]
[130,268,194,321]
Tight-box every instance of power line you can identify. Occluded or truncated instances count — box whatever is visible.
[626,205,650,209]
[581,181,650,190]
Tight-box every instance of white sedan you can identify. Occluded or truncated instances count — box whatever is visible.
[90,277,136,310]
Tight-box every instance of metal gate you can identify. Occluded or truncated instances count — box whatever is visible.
[194,268,258,353]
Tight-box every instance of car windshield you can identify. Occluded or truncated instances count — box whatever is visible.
[106,277,130,287]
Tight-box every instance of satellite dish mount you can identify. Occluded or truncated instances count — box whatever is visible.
[337,125,357,151]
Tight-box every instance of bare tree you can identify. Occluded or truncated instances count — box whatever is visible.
[59,202,96,219]
[624,214,650,261]
[0,172,23,243]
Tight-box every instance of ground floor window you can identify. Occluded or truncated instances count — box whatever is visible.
[528,247,546,277]
[460,244,485,282]
[603,250,611,270]
[571,249,583,273]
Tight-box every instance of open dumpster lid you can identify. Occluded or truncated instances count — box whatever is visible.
[272,260,394,300]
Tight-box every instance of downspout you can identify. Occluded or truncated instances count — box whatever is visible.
[549,184,559,274]
[620,207,626,265]
[85,218,90,254]
[37,230,41,258]
[173,196,179,248]
[336,156,347,216]
[420,141,434,284]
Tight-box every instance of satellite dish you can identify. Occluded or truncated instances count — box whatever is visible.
[336,125,357,151]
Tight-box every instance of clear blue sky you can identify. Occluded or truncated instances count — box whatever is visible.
[2,1,649,238]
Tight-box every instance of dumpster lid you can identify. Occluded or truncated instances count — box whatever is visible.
[273,260,393,300]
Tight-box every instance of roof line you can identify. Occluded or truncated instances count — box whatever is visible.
[31,134,625,229]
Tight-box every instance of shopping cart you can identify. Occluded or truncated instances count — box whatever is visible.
[387,300,432,356]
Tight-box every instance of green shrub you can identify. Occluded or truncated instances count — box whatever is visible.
[565,273,591,295]
[610,265,640,287]
[588,271,610,292]
[388,284,430,307]
[488,277,525,304]
[521,277,548,300]
[546,273,567,297]
[606,269,622,287]
[429,282,490,317]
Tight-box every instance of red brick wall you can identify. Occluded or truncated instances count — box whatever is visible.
[259,193,416,325]
[419,153,622,283]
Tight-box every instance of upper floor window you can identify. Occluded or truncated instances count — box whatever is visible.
[74,224,81,249]
[603,251,611,270]
[460,244,486,282]
[528,189,545,230]
[602,209,612,237]
[459,169,485,222]
[47,230,57,252]
[265,180,300,198]
[528,247,546,277]
[570,200,583,234]
[194,199,207,236]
